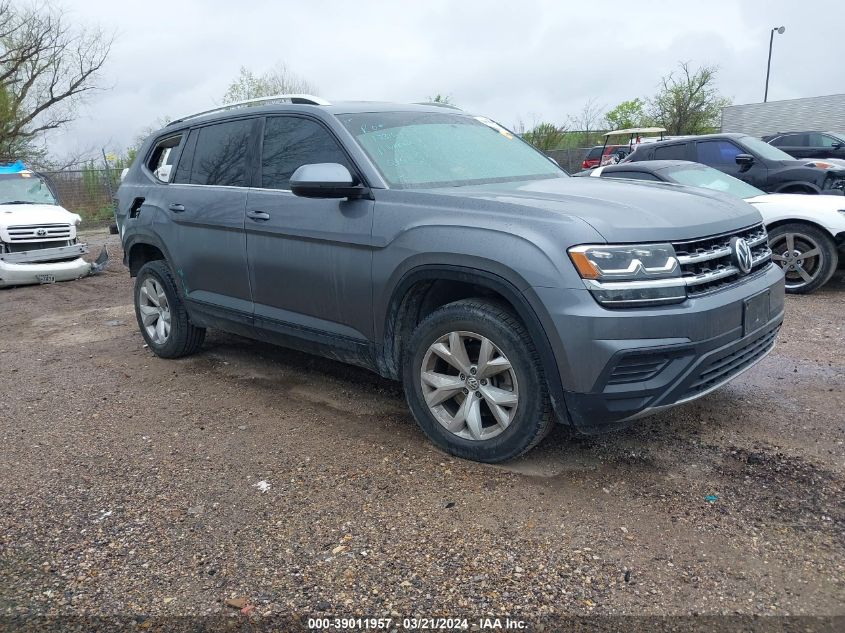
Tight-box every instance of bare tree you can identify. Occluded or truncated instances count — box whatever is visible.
[569,98,605,147]
[0,1,112,160]
[222,63,318,104]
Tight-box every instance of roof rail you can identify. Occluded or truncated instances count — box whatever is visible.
[168,94,331,126]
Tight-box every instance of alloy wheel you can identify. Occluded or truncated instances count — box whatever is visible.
[420,331,519,441]
[138,277,171,345]
[770,232,823,289]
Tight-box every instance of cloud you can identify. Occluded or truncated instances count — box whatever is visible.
[46,0,845,158]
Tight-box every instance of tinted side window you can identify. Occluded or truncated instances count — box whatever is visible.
[261,117,352,190]
[653,144,687,160]
[696,140,742,165]
[775,134,807,147]
[190,119,254,186]
[604,171,662,182]
[585,147,603,160]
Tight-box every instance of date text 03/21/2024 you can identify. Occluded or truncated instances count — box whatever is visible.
[307,617,527,630]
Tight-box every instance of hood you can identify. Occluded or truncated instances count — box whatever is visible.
[0,203,81,228]
[425,177,762,242]
[776,159,845,176]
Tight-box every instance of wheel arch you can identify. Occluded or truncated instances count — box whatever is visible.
[765,217,837,238]
[772,181,821,194]
[379,264,569,424]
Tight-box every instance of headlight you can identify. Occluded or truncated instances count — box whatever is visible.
[568,243,686,307]
[73,214,82,226]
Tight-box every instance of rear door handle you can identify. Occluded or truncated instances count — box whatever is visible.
[168,203,185,212]
[247,210,270,221]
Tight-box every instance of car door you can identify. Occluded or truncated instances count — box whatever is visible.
[245,114,375,348]
[165,118,258,325]
[694,139,768,188]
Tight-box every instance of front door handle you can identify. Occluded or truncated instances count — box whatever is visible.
[168,203,185,212]
[247,210,270,221]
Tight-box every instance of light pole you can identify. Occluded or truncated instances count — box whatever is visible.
[764,26,786,102]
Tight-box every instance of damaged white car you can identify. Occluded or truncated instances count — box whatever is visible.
[0,164,107,288]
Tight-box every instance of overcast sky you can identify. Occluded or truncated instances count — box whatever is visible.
[47,0,845,158]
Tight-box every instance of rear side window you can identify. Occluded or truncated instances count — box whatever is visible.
[188,119,254,186]
[773,134,806,147]
[585,147,603,160]
[261,117,352,190]
[696,140,742,165]
[653,144,687,160]
[147,135,182,183]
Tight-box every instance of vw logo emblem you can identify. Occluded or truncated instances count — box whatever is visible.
[466,376,479,390]
[731,237,753,275]
[35,228,47,237]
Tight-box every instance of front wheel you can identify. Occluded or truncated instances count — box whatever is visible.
[402,299,553,463]
[768,224,838,294]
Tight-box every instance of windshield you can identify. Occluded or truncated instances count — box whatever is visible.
[742,136,794,161]
[339,111,564,188]
[665,164,765,199]
[0,173,57,205]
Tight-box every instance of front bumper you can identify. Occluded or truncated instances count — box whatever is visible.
[0,244,108,288]
[533,263,785,433]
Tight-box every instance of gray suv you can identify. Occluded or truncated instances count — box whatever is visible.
[117,96,785,463]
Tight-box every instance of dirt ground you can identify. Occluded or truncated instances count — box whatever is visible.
[1,231,843,630]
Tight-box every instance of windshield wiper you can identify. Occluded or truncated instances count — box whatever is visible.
[0,200,37,205]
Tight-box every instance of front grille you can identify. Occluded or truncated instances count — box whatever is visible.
[683,324,780,399]
[607,354,671,385]
[673,224,771,296]
[6,223,72,241]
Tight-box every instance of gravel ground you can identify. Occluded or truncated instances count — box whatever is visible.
[1,231,843,631]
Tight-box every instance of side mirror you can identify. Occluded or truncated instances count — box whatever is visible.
[290,163,370,199]
[735,154,755,171]
[832,142,843,150]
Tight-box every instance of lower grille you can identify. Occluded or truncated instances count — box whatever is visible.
[683,324,780,399]
[608,354,671,385]
[3,239,75,252]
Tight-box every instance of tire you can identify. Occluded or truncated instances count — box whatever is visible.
[134,260,205,358]
[402,299,553,463]
[768,223,838,294]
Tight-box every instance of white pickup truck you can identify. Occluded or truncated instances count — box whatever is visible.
[0,164,107,288]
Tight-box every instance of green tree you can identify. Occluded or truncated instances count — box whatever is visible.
[649,62,731,135]
[0,1,111,161]
[522,122,567,151]
[427,93,455,105]
[223,64,317,104]
[604,98,650,130]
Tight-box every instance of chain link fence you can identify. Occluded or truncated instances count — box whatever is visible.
[546,147,591,173]
[41,169,119,226]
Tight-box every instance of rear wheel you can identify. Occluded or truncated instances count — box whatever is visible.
[768,223,838,294]
[402,299,553,463]
[134,260,205,357]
